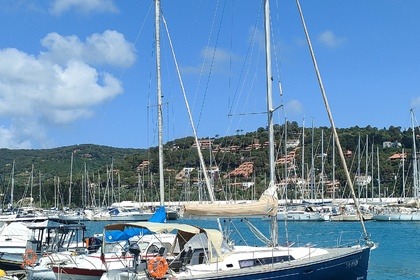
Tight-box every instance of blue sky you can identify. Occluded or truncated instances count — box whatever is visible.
[0,0,420,149]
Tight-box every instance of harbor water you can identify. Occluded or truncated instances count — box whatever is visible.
[86,219,419,280]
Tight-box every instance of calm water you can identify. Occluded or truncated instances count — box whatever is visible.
[86,219,420,280]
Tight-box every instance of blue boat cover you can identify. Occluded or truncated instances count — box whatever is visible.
[109,208,120,216]
[104,206,167,242]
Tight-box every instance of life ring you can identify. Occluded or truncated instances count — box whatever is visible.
[147,256,168,279]
[22,248,37,267]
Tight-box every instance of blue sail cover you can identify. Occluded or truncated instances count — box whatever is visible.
[104,206,167,242]
[149,206,167,223]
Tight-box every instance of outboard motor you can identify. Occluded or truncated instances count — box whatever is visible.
[128,243,141,271]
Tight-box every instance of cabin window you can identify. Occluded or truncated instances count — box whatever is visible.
[147,245,160,255]
[239,255,295,268]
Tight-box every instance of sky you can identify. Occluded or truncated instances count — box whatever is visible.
[1,0,420,150]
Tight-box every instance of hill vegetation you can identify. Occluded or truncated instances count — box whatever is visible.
[0,122,415,209]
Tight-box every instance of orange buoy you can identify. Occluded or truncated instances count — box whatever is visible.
[22,248,37,267]
[147,256,169,279]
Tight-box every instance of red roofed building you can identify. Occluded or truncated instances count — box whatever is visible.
[388,152,406,161]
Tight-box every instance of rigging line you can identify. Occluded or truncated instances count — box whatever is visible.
[228,0,234,120]
[224,7,263,140]
[161,14,214,202]
[195,0,226,131]
[238,38,263,121]
[219,2,262,165]
[227,2,263,117]
[182,1,219,132]
[184,0,205,113]
[271,0,285,113]
[148,41,157,149]
[296,0,370,242]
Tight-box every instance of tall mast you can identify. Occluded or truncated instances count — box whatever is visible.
[155,0,164,206]
[321,129,324,202]
[30,164,34,207]
[10,160,15,209]
[365,135,368,201]
[69,151,73,208]
[54,176,57,209]
[411,109,419,199]
[161,5,214,203]
[371,143,374,201]
[301,118,305,199]
[332,133,336,200]
[296,0,369,241]
[264,0,278,247]
[310,120,315,199]
[39,171,42,208]
[357,134,361,198]
[377,146,381,202]
[402,148,405,199]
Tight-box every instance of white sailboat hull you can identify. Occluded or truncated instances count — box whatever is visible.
[372,212,420,221]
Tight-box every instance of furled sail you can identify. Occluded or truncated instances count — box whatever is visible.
[182,186,278,218]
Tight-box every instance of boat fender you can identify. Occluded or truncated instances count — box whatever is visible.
[148,256,169,279]
[22,248,37,267]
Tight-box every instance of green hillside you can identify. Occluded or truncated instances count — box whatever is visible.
[0,123,414,209]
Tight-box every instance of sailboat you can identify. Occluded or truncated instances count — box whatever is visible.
[99,1,374,280]
[372,109,420,221]
[26,206,168,280]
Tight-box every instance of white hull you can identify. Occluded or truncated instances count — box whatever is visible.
[372,212,420,221]
[26,267,55,280]
[276,211,329,221]
[91,213,153,221]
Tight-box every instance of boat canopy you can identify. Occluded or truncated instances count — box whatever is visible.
[104,222,200,240]
[103,221,224,261]
[103,206,167,242]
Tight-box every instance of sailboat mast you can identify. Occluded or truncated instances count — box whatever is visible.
[30,164,34,207]
[321,129,324,202]
[301,118,305,198]
[264,0,278,247]
[402,148,405,199]
[332,132,336,200]
[296,0,369,241]
[377,146,381,201]
[411,109,419,199]
[264,0,275,187]
[69,151,73,208]
[155,0,164,206]
[10,160,15,209]
[39,171,42,208]
[371,143,374,201]
[365,135,368,201]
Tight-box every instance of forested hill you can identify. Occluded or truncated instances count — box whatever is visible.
[0,123,414,208]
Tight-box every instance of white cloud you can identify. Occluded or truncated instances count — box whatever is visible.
[0,120,49,149]
[285,99,304,115]
[411,97,420,109]
[49,0,118,16]
[318,30,345,48]
[182,47,237,75]
[201,47,232,63]
[0,29,134,148]
[40,30,136,67]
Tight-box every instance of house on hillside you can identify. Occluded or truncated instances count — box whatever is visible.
[383,141,402,148]
[137,160,149,171]
[225,162,254,178]
[388,152,406,161]
[286,139,300,149]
